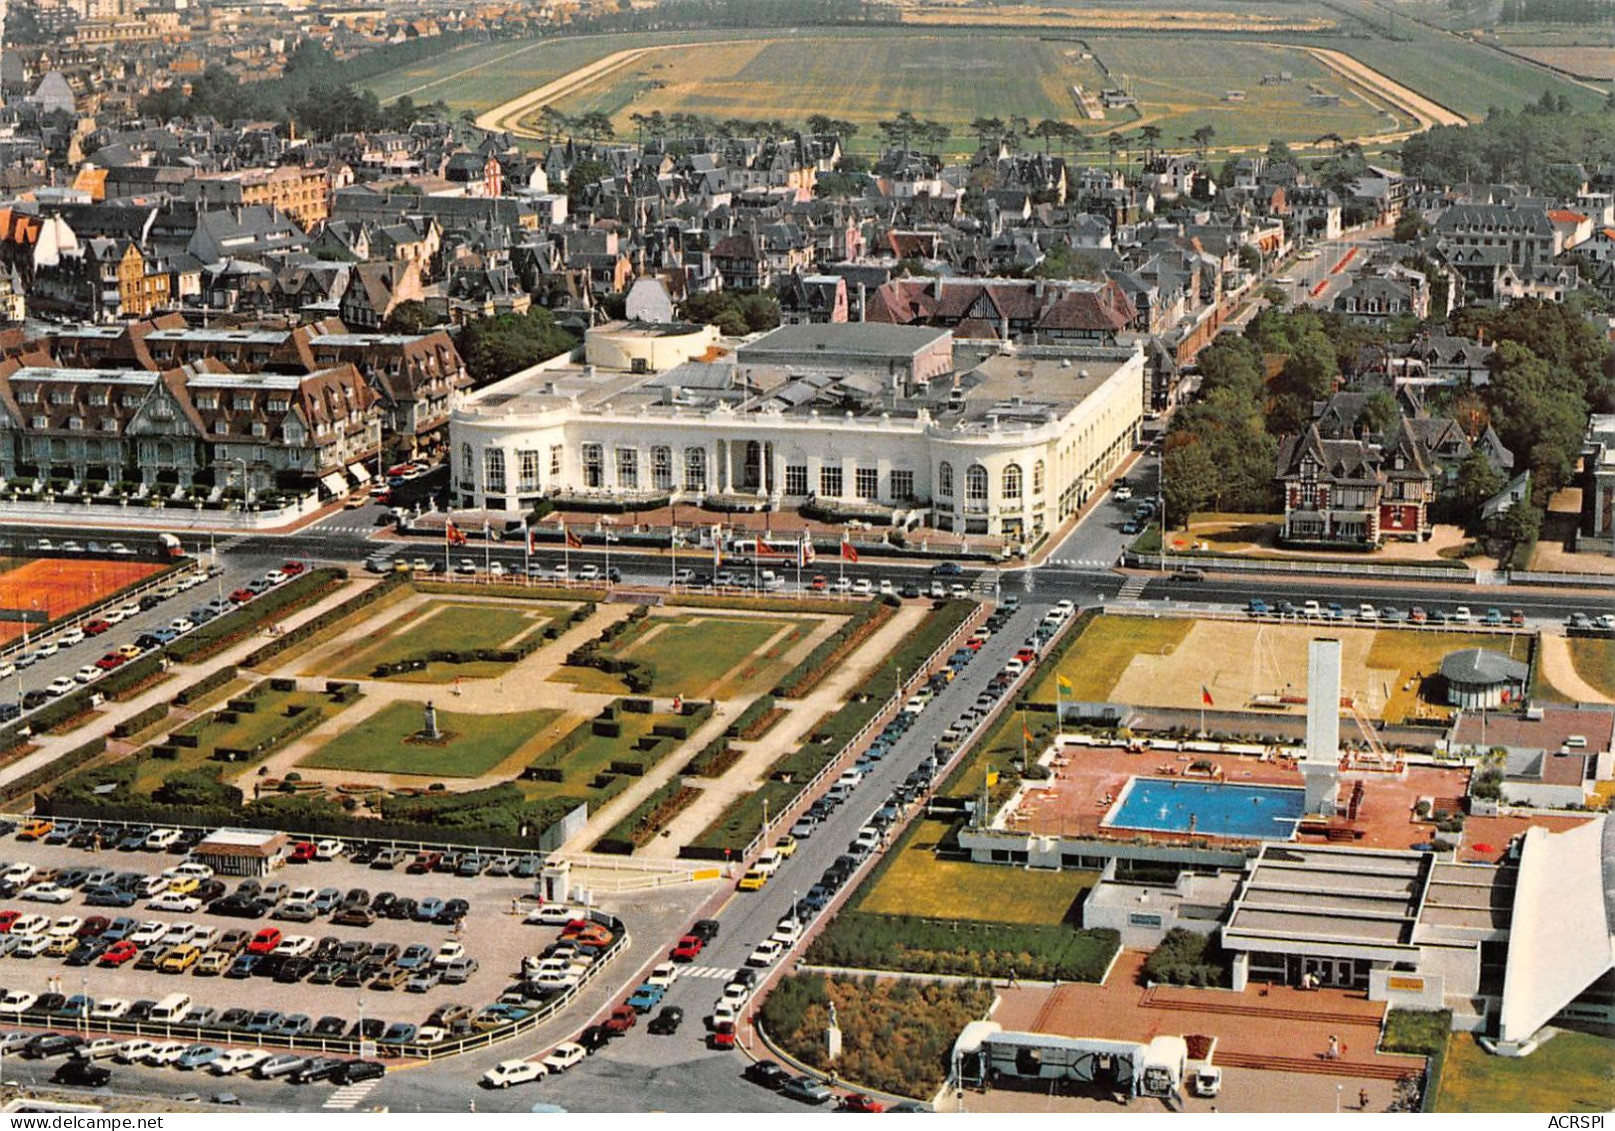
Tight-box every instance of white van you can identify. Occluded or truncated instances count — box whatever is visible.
[144,828,180,851]
[149,993,192,1024]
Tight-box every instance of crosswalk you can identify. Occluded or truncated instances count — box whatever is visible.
[1115,576,1150,601]
[323,1080,382,1110]
[675,964,734,980]
[310,523,379,536]
[1046,557,1116,570]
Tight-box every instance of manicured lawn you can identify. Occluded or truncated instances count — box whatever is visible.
[1025,615,1193,704]
[856,819,1094,924]
[298,701,565,778]
[132,685,346,794]
[1437,1031,1615,1113]
[622,614,817,697]
[518,708,690,802]
[1568,637,1615,701]
[1366,629,1531,677]
[325,601,551,680]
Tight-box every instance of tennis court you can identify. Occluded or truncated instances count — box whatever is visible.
[0,557,168,645]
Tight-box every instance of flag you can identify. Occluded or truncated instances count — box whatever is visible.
[712,526,723,568]
[563,524,582,550]
[1056,673,1073,693]
[1501,687,1512,704]
[755,540,785,559]
[840,536,859,563]
[800,534,816,566]
[1022,722,1034,743]
[482,521,492,542]
[445,519,466,546]
[985,770,999,787]
[1201,685,1214,707]
[526,524,536,554]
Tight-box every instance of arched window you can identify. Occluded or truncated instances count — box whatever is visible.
[1002,464,1022,500]
[966,464,988,501]
[684,447,707,492]
[651,446,672,490]
[938,461,954,498]
[1033,460,1045,495]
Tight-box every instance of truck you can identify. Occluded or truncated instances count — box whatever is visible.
[157,533,184,559]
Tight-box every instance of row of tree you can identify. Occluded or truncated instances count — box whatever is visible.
[1398,94,1615,195]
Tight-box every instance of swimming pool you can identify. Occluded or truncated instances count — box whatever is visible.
[1103,777,1306,840]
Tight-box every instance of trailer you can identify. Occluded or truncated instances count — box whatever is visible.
[953,1023,1189,1102]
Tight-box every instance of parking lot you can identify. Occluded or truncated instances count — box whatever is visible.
[0,828,582,1051]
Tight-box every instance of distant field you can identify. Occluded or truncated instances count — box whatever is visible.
[1087,36,1390,147]
[1507,46,1615,80]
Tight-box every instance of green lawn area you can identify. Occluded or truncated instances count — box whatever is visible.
[132,685,347,794]
[518,708,689,802]
[1437,1031,1615,1113]
[1024,615,1193,704]
[623,614,817,697]
[554,612,822,698]
[856,819,1094,924]
[1568,637,1615,701]
[298,701,565,778]
[1367,629,1532,677]
[322,600,553,681]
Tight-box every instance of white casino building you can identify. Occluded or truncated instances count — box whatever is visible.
[448,320,1146,539]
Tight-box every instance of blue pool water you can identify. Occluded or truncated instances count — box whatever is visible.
[1104,778,1306,839]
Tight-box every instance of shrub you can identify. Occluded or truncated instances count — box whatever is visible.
[803,911,1118,983]
[1141,927,1230,987]
[174,665,238,706]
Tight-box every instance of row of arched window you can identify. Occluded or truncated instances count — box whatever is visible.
[937,460,1045,501]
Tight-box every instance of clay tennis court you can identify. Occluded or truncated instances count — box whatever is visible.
[0,557,167,645]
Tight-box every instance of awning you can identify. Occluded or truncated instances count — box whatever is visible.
[320,472,347,496]
[349,462,373,484]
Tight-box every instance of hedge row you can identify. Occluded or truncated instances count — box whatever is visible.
[370,640,537,678]
[687,736,742,778]
[212,701,328,763]
[168,568,348,664]
[523,715,597,780]
[773,600,893,698]
[173,665,239,706]
[0,736,107,806]
[111,701,171,740]
[592,778,702,855]
[804,911,1120,983]
[726,695,778,740]
[566,606,656,693]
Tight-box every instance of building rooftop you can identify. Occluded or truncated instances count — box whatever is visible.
[737,322,951,361]
[1440,648,1529,686]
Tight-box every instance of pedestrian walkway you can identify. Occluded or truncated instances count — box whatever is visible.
[323,1079,381,1110]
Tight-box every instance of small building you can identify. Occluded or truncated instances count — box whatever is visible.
[192,828,288,877]
[1082,864,1241,947]
[1440,648,1529,710]
[1499,747,1591,808]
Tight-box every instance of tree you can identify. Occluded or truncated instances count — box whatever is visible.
[1454,450,1506,514]
[565,157,612,206]
[1138,124,1162,162]
[1162,438,1219,527]
[458,309,578,384]
[383,301,435,335]
[1358,389,1399,437]
[1190,124,1215,159]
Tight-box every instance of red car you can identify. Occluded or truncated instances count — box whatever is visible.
[230,588,255,604]
[288,842,316,864]
[246,927,282,955]
[282,561,306,577]
[75,916,110,939]
[1014,648,1037,664]
[83,619,111,636]
[710,1021,736,1050]
[94,653,126,671]
[0,910,20,933]
[809,575,828,591]
[670,934,703,962]
[964,638,985,652]
[603,1005,636,1035]
[839,1095,885,1113]
[98,940,139,967]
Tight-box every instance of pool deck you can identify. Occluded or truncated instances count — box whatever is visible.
[1103,777,1305,839]
[1006,744,1488,852]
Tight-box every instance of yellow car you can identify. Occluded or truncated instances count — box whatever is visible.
[166,876,200,896]
[16,819,53,841]
[159,945,201,973]
[773,835,798,859]
[46,935,79,958]
[737,869,769,892]
[116,644,143,660]
[193,951,231,977]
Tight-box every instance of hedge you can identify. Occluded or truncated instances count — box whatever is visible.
[0,736,107,806]
[111,702,171,740]
[1141,927,1230,987]
[804,911,1119,982]
[211,701,328,764]
[592,778,702,855]
[687,736,741,778]
[773,600,893,698]
[173,665,239,706]
[726,694,777,739]
[168,568,348,664]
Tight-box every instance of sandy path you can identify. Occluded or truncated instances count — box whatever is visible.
[1537,633,1614,705]
[477,47,656,137]
[1305,46,1468,129]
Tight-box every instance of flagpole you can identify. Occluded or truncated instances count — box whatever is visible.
[523,522,531,587]
[561,518,570,580]
[483,522,490,581]
[443,520,449,576]
[670,506,678,589]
